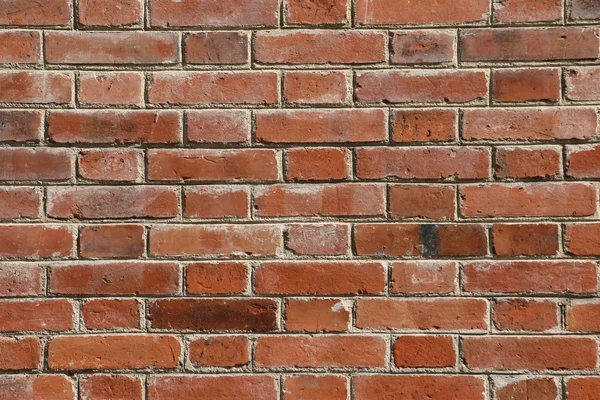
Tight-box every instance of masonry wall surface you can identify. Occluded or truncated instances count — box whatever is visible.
[1,0,600,399]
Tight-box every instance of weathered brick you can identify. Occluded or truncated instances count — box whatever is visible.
[356,147,490,180]
[391,109,457,143]
[255,335,386,367]
[150,225,281,257]
[463,261,597,294]
[494,0,562,23]
[82,299,141,330]
[495,146,561,179]
[0,337,41,370]
[0,375,74,400]
[47,187,179,219]
[463,336,598,370]
[285,224,349,255]
[79,72,143,106]
[567,377,600,399]
[80,225,145,258]
[283,375,347,400]
[492,68,560,103]
[391,31,455,64]
[186,262,248,294]
[256,109,386,143]
[460,183,597,218]
[78,150,142,182]
[255,31,386,64]
[254,262,385,295]
[148,149,278,182]
[0,148,72,181]
[286,148,350,181]
[0,0,71,26]
[0,225,73,259]
[493,299,559,332]
[184,32,249,65]
[356,0,490,25]
[188,336,249,367]
[460,27,600,62]
[0,300,73,332]
[50,262,179,295]
[0,187,41,219]
[0,71,72,104]
[285,299,350,332]
[186,110,250,144]
[389,185,456,220]
[0,110,42,142]
[463,108,598,141]
[356,298,488,331]
[79,0,142,26]
[355,70,488,104]
[0,31,40,64]
[354,376,486,400]
[48,335,181,370]
[148,72,279,105]
[494,377,558,400]
[149,299,278,331]
[0,264,43,296]
[284,71,349,105]
[569,0,600,20]
[285,0,348,25]
[492,224,559,256]
[390,261,458,294]
[184,186,249,219]
[148,376,277,400]
[80,375,143,400]
[567,145,600,178]
[394,335,456,368]
[49,111,182,144]
[45,32,179,64]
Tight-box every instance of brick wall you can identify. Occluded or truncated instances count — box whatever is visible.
[0,0,600,399]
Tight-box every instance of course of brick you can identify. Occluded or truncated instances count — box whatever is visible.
[1,0,600,399]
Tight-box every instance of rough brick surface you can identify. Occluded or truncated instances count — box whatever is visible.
[1,0,599,397]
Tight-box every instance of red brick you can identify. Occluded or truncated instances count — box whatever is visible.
[356,147,489,180]
[148,376,277,400]
[49,110,181,144]
[0,0,71,26]
[148,149,278,182]
[0,71,72,104]
[285,299,350,332]
[256,109,386,143]
[283,375,347,400]
[48,335,181,370]
[186,110,250,144]
[566,224,600,256]
[569,0,600,20]
[255,262,385,295]
[389,184,456,220]
[149,0,280,27]
[0,110,42,142]
[0,225,73,259]
[391,109,457,143]
[462,108,598,141]
[0,264,42,296]
[0,299,73,332]
[186,262,248,295]
[354,375,486,400]
[493,299,559,331]
[356,0,490,25]
[494,0,562,23]
[567,301,600,332]
[184,186,249,218]
[391,31,455,64]
[0,148,71,181]
[285,224,349,255]
[82,299,141,330]
[493,223,559,256]
[394,335,456,368]
[48,187,179,219]
[188,336,249,367]
[284,71,349,105]
[492,68,560,103]
[0,375,75,400]
[0,337,41,370]
[150,225,281,257]
[356,298,488,331]
[567,377,600,399]
[286,148,350,181]
[567,145,600,178]
[390,261,458,294]
[45,32,179,64]
[566,67,600,101]
[79,0,142,26]
[148,72,279,105]
[255,335,386,367]
[79,72,143,106]
[495,147,561,179]
[0,31,40,64]
[184,32,248,65]
[149,299,278,331]
[354,224,488,257]
[355,70,488,104]
[460,27,600,62]
[494,377,558,400]
[80,375,143,400]
[286,0,348,25]
[50,262,179,295]
[80,225,145,258]
[463,261,597,294]
[254,184,385,217]
[0,187,41,219]
[78,150,142,182]
[463,336,598,370]
[255,31,386,64]
[460,183,597,218]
